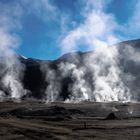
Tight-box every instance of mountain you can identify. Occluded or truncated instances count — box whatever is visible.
[1,39,140,102]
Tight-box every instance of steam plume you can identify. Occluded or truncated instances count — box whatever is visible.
[0,1,26,101]
[42,0,136,102]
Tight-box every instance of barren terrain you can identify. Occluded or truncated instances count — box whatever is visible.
[0,101,139,140]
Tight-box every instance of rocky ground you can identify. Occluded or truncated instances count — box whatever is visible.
[0,101,139,140]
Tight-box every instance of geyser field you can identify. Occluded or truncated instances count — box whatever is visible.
[1,0,140,139]
[1,39,140,102]
[0,39,140,139]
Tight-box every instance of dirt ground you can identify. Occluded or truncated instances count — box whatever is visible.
[0,101,139,140]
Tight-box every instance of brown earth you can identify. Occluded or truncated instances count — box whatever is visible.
[0,101,139,140]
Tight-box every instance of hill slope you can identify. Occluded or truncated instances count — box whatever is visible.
[1,39,140,102]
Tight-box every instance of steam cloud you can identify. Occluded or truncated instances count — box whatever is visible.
[0,0,57,101]
[0,0,140,103]
[43,45,134,102]
[42,0,139,102]
[0,1,26,101]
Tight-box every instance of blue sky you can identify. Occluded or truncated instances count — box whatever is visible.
[0,0,140,60]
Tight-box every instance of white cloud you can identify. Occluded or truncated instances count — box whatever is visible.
[60,0,119,53]
[122,0,140,37]
[21,0,57,21]
[129,1,140,31]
